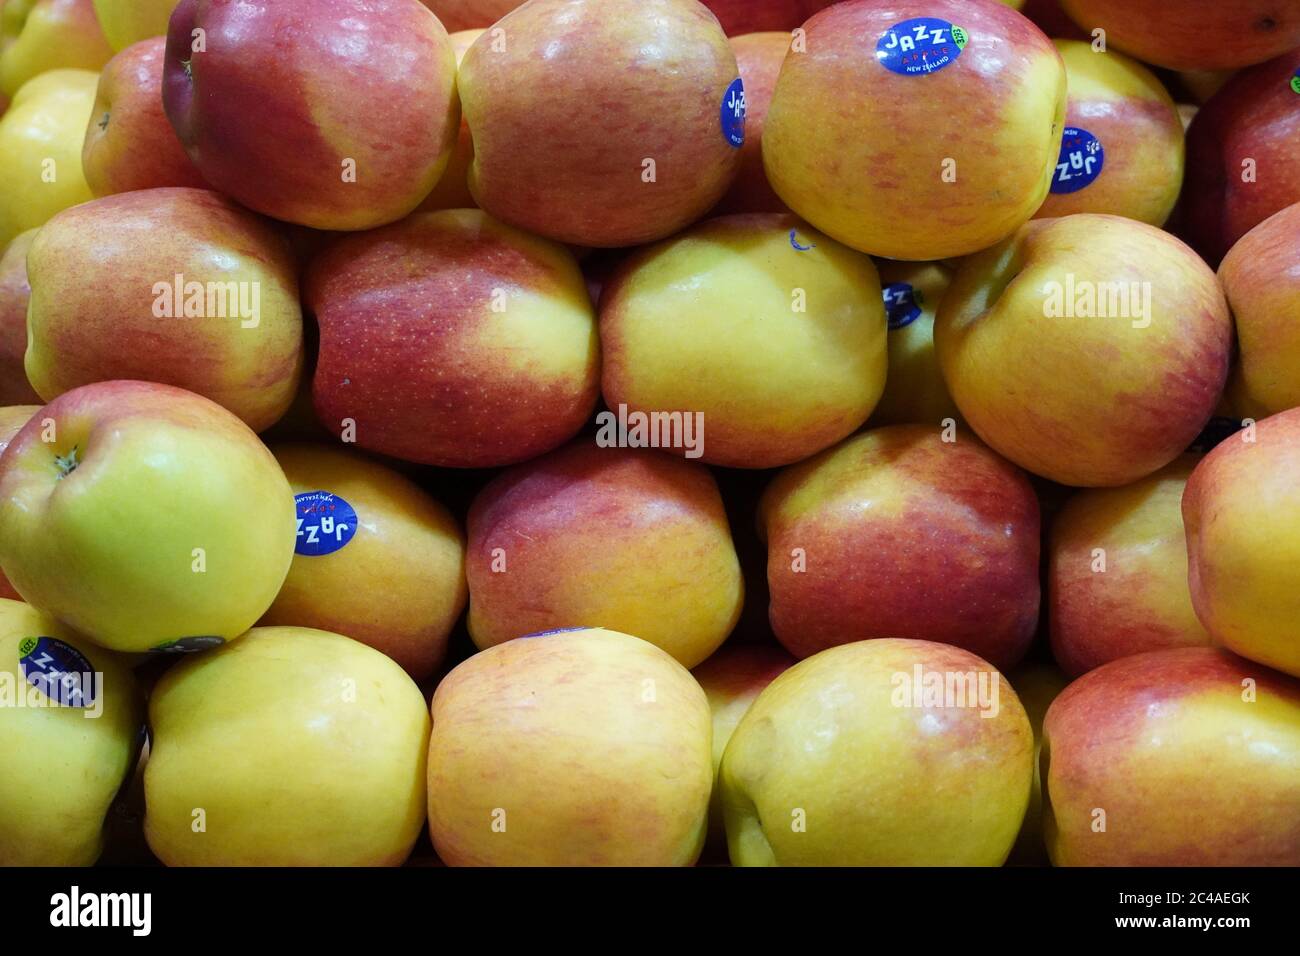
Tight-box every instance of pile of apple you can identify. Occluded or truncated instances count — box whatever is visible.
[0,0,1298,869]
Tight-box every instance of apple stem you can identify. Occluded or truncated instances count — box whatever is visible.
[53,447,79,480]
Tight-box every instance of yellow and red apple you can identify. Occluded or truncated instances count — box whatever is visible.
[0,229,40,404]
[869,259,961,427]
[712,31,789,216]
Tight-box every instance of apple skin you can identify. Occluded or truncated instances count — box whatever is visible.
[91,0,178,51]
[1183,408,1300,678]
[1220,203,1300,419]
[458,0,743,247]
[162,0,460,231]
[259,443,468,683]
[416,29,483,212]
[1043,647,1300,865]
[763,0,1066,260]
[427,627,713,866]
[307,209,598,468]
[599,213,887,468]
[0,229,41,404]
[760,425,1041,670]
[466,443,744,668]
[25,187,303,431]
[1059,0,1300,71]
[0,0,112,98]
[712,32,789,215]
[1006,662,1069,865]
[1033,40,1183,226]
[704,0,836,35]
[692,643,794,848]
[0,68,97,249]
[721,638,1034,865]
[145,626,429,866]
[1181,50,1300,264]
[0,403,40,599]
[417,0,519,31]
[1050,455,1211,678]
[81,37,205,196]
[0,381,297,653]
[935,214,1232,487]
[0,599,143,866]
[869,259,962,427]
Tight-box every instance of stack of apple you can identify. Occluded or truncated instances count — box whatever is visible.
[0,0,1298,869]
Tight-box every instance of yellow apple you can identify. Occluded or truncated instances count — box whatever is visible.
[0,598,142,865]
[0,68,97,248]
[260,444,468,682]
[90,0,178,51]
[0,381,297,653]
[145,625,430,865]
[427,627,713,865]
[869,259,961,427]
[0,0,111,98]
[1006,661,1069,865]
[721,638,1033,865]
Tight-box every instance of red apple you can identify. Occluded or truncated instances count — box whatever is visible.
[162,0,460,230]
[703,0,837,34]
[417,0,519,31]
[0,229,41,404]
[82,36,205,196]
[306,209,599,468]
[760,425,1041,670]
[458,0,743,247]
[712,32,789,215]
[416,28,483,212]
[1181,49,1300,263]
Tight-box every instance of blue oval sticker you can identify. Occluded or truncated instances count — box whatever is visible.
[18,636,96,708]
[294,491,358,556]
[720,77,745,147]
[877,18,967,76]
[1051,127,1105,194]
[883,282,923,330]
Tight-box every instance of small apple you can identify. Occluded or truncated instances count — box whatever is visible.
[162,0,460,231]
[721,638,1033,865]
[81,37,206,196]
[0,229,41,404]
[307,209,598,468]
[703,0,836,34]
[1050,455,1211,677]
[0,598,143,865]
[935,214,1233,486]
[466,443,744,668]
[25,187,303,431]
[90,0,178,51]
[0,68,97,248]
[763,0,1067,259]
[599,213,887,468]
[427,627,713,866]
[869,259,961,427]
[458,0,743,247]
[0,381,297,653]
[1006,662,1069,865]
[259,443,468,683]
[0,0,112,98]
[712,32,789,215]
[417,0,519,31]
[1043,647,1300,865]
[145,625,429,865]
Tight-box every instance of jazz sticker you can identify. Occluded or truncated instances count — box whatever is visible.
[1051,127,1104,194]
[877,18,968,76]
[721,77,746,147]
[18,636,96,708]
[884,282,924,330]
[295,491,358,556]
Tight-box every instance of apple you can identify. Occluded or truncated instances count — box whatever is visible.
[416,28,484,212]
[599,213,887,468]
[721,638,1033,865]
[0,598,143,865]
[1006,662,1069,865]
[427,627,713,866]
[145,625,429,865]
[467,443,744,668]
[306,209,598,468]
[1033,40,1183,226]
[0,68,97,249]
[1219,202,1300,418]
[1049,455,1210,678]
[91,0,178,51]
[1043,647,1300,865]
[1181,51,1300,264]
[935,214,1233,487]
[703,0,836,35]
[259,443,468,683]
[162,0,460,231]
[0,0,112,98]
[1058,0,1300,71]
[869,259,961,427]
[25,187,303,431]
[81,37,205,196]
[0,403,39,599]
[0,381,296,653]
[457,0,743,247]
[1183,408,1300,678]
[760,425,1040,669]
[762,0,1066,260]
[1177,68,1235,104]
[712,32,789,215]
[692,643,793,848]
[0,229,40,404]
[417,0,519,31]
[1021,0,1088,39]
